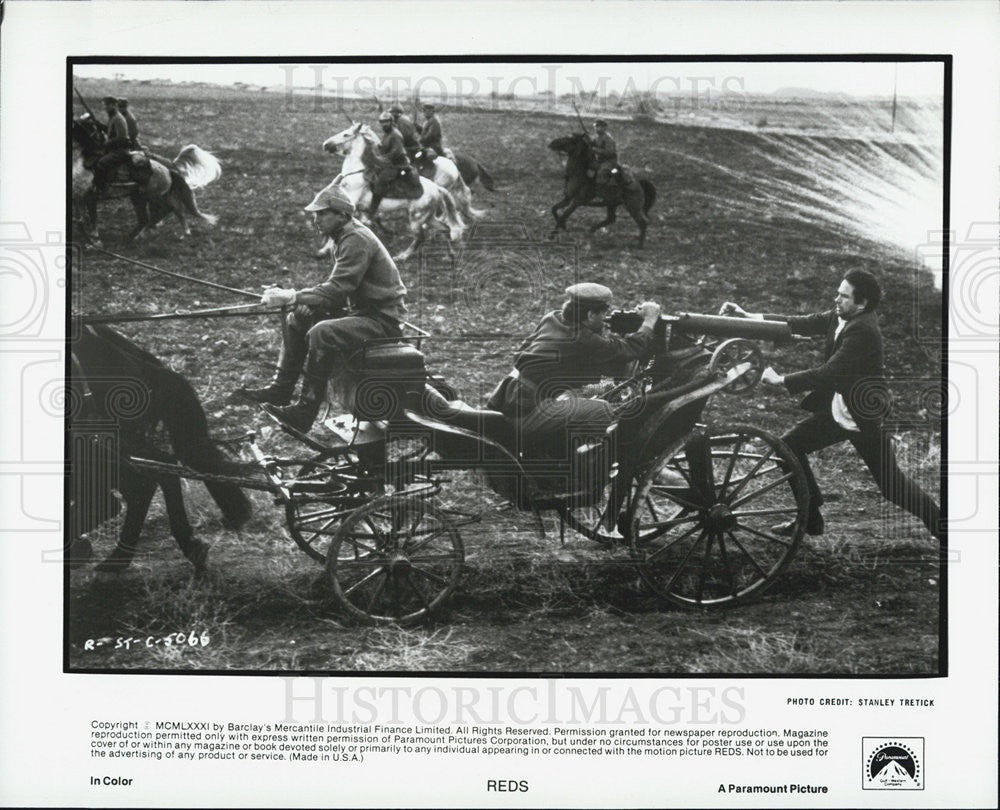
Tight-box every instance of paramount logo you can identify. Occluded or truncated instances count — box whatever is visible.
[862,738,924,791]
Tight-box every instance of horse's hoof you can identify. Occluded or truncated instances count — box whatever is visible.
[95,557,131,574]
[184,540,209,571]
[67,537,94,568]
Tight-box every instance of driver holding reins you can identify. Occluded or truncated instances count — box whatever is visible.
[487,283,661,460]
[236,184,407,434]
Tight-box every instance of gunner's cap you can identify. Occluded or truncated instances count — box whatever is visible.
[102,96,119,105]
[565,283,613,306]
[422,103,437,112]
[378,111,393,123]
[389,104,404,114]
[304,183,356,214]
[594,118,608,128]
[117,97,129,106]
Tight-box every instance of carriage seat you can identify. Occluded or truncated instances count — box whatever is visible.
[419,384,515,448]
[342,342,428,420]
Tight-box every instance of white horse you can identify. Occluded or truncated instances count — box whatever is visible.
[320,123,466,262]
[72,115,221,243]
[410,148,484,223]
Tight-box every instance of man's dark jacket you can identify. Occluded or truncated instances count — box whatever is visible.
[767,308,887,432]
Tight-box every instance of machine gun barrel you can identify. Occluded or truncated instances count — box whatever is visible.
[606,310,793,343]
[671,313,793,343]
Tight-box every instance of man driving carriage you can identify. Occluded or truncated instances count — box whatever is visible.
[487,283,662,461]
[368,110,423,218]
[91,96,133,197]
[237,184,407,433]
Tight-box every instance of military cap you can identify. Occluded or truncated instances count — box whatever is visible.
[389,104,404,114]
[102,96,119,105]
[304,183,355,214]
[378,110,393,123]
[422,103,437,112]
[117,97,129,106]
[565,282,613,306]
[594,118,608,127]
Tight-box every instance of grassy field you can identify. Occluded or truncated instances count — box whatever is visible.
[68,78,943,674]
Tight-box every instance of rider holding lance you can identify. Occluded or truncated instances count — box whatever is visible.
[92,97,133,197]
[590,119,619,188]
[237,184,407,434]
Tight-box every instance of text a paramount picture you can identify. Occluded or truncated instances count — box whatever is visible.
[1,1,998,808]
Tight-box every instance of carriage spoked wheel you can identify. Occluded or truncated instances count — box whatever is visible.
[628,423,809,607]
[282,457,381,563]
[708,339,764,394]
[325,493,464,626]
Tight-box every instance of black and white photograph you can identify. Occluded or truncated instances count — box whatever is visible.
[65,58,945,675]
[1,1,997,808]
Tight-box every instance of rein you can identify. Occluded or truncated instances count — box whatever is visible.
[88,246,260,300]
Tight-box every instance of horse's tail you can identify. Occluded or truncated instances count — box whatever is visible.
[173,145,222,191]
[476,161,496,191]
[170,170,218,226]
[154,368,252,529]
[435,187,465,241]
[640,179,657,214]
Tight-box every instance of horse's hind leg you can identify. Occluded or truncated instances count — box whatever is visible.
[589,205,618,235]
[95,473,157,572]
[626,203,648,249]
[160,475,208,570]
[127,194,150,242]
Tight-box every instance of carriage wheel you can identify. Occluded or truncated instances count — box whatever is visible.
[628,423,808,608]
[283,461,380,563]
[708,339,764,394]
[326,493,464,626]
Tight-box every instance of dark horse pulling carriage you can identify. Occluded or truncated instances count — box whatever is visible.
[75,311,810,626]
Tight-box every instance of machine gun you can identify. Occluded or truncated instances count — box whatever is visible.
[606,310,796,393]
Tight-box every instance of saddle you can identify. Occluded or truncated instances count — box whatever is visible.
[365,164,424,200]
[412,148,438,179]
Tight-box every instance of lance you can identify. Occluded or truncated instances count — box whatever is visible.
[571,99,588,135]
[74,86,106,131]
[77,303,286,325]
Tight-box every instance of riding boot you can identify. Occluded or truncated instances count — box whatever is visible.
[369,192,383,219]
[235,319,308,405]
[262,349,337,433]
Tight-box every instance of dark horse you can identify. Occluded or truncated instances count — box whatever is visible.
[69,324,251,571]
[548,133,657,248]
[452,151,496,192]
[71,116,220,244]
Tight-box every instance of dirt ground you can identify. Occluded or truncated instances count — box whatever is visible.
[67,79,943,674]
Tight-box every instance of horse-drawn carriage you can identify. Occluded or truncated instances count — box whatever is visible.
[110,310,809,626]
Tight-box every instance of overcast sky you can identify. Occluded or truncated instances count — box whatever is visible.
[73,61,943,100]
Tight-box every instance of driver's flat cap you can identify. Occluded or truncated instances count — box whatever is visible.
[305,183,355,214]
[565,283,613,305]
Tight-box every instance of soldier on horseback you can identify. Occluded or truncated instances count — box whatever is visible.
[590,119,622,193]
[390,103,421,157]
[418,103,447,157]
[368,110,423,219]
[91,97,134,197]
[118,98,141,149]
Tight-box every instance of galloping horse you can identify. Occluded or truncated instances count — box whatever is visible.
[321,123,466,262]
[69,324,251,571]
[72,116,222,244]
[548,133,657,248]
[451,151,496,192]
[410,147,484,222]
